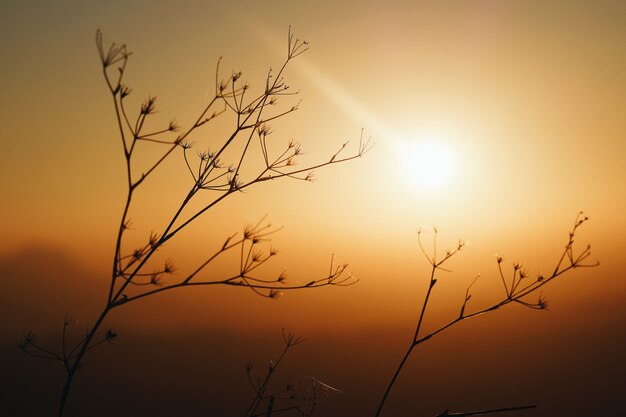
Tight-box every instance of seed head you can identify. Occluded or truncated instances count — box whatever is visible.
[163,259,176,274]
[150,274,162,286]
[19,331,36,350]
[105,328,119,342]
[168,119,181,132]
[120,85,132,98]
[269,289,283,299]
[140,96,157,115]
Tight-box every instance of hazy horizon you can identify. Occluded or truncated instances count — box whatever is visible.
[1,1,625,416]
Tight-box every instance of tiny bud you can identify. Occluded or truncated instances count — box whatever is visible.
[140,96,157,115]
[120,85,132,98]
[163,259,175,274]
[105,328,119,342]
[168,119,180,132]
[150,274,161,286]
[269,289,283,299]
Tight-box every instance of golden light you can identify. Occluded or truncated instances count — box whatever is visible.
[397,138,456,189]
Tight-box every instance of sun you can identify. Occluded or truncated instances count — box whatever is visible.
[397,139,456,189]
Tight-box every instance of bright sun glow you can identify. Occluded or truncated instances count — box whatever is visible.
[397,139,456,189]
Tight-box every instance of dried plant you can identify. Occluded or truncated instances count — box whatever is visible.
[19,25,598,417]
[374,212,598,417]
[20,28,369,417]
[243,329,342,417]
[244,329,308,417]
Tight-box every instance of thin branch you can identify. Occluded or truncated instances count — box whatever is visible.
[436,405,536,416]
[375,214,597,417]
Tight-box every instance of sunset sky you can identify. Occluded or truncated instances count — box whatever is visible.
[1,1,625,416]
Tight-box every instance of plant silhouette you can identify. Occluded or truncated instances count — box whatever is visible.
[20,28,369,417]
[243,329,343,417]
[239,215,597,417]
[374,213,598,417]
[19,28,598,417]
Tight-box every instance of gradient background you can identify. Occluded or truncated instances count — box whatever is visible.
[1,1,625,416]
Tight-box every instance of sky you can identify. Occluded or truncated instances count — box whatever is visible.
[1,1,625,416]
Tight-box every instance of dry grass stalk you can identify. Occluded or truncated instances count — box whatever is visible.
[20,28,369,417]
[375,212,597,417]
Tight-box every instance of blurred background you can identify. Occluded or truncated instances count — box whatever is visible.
[1,1,625,416]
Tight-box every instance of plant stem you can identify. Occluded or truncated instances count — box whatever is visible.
[375,263,437,417]
[58,306,110,417]
[374,343,414,417]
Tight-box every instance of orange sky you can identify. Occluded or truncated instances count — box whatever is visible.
[1,1,625,416]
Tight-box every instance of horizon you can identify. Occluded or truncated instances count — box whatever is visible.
[1,1,625,416]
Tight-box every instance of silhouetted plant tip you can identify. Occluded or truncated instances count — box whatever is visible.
[459,274,480,318]
[20,320,120,373]
[104,329,118,342]
[244,329,333,417]
[22,28,367,417]
[375,213,597,417]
